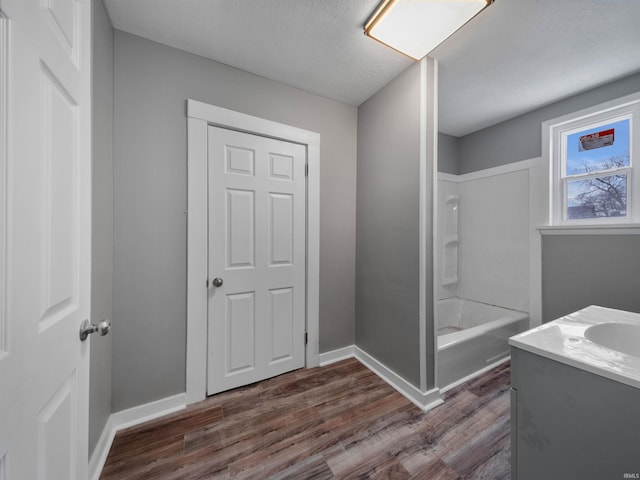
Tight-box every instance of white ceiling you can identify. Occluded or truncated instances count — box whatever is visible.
[104,0,640,137]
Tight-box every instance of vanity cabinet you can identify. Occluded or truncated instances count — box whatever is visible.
[510,347,640,480]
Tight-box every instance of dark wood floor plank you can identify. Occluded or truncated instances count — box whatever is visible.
[181,413,326,478]
[330,452,411,480]
[106,405,225,461]
[226,389,410,479]
[430,407,499,462]
[100,359,512,480]
[442,414,510,477]
[409,458,461,480]
[466,437,511,480]
[268,454,335,480]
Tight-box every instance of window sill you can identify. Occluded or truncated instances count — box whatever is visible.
[537,223,640,235]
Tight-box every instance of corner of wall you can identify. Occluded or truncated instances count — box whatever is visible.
[89,0,115,459]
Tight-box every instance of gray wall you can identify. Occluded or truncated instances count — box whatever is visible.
[356,63,422,388]
[112,31,357,411]
[542,235,640,322]
[424,58,437,390]
[437,132,459,174]
[457,71,640,174]
[89,0,113,456]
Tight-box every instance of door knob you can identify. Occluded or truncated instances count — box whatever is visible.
[79,319,111,342]
[212,277,223,287]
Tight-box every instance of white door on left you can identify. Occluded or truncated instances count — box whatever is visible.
[0,1,92,479]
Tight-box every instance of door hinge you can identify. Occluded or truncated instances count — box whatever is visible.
[304,332,308,345]
[305,164,309,176]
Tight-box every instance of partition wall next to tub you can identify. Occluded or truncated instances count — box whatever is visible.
[436,162,533,390]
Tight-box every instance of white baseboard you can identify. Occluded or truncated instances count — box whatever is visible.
[318,345,355,366]
[88,415,117,480]
[109,393,187,432]
[353,347,442,412]
[88,393,187,480]
[319,345,443,411]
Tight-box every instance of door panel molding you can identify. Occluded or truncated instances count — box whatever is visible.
[39,61,80,329]
[41,0,80,67]
[36,373,77,480]
[186,99,320,404]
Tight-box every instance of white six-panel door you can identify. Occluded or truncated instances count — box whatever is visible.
[207,127,306,394]
[0,1,91,478]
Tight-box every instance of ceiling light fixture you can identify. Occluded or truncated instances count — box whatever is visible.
[364,0,493,60]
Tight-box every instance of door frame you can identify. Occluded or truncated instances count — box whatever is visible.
[185,99,320,404]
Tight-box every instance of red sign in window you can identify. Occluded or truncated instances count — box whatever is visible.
[579,128,614,151]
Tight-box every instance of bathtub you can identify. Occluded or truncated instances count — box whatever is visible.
[437,297,529,389]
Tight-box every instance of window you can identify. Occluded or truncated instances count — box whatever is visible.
[546,92,640,225]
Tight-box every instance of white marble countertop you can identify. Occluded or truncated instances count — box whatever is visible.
[509,305,640,390]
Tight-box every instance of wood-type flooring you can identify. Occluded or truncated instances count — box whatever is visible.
[100,359,511,479]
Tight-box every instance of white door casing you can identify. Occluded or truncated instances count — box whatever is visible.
[186,100,320,404]
[207,127,306,394]
[0,1,91,478]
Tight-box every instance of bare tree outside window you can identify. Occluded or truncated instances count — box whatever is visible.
[567,154,628,219]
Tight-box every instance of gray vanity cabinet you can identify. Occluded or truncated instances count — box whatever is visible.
[510,347,640,480]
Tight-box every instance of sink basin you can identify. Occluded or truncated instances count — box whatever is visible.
[585,322,640,357]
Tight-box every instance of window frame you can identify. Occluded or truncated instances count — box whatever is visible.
[545,92,640,226]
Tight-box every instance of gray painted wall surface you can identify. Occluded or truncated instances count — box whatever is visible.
[356,63,421,388]
[425,58,436,390]
[112,31,357,411]
[542,235,640,323]
[89,0,114,456]
[437,132,459,174]
[457,72,640,174]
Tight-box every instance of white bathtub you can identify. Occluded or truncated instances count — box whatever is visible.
[437,297,529,389]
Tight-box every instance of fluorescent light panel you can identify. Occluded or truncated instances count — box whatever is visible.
[365,0,489,60]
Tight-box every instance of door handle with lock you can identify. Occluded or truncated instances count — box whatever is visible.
[79,319,111,341]
[212,277,223,288]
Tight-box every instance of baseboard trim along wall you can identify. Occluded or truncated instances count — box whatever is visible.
[318,345,356,366]
[354,347,443,412]
[89,393,187,480]
[320,345,443,411]
[90,346,443,479]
